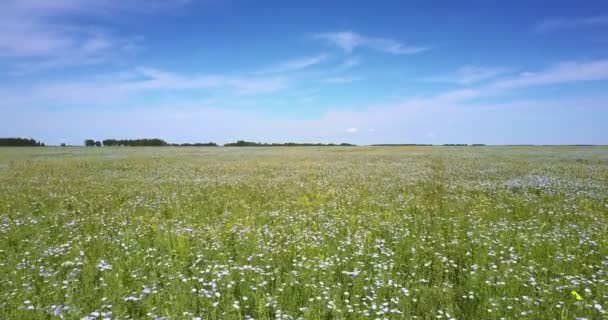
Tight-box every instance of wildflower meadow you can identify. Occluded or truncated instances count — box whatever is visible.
[1,146,607,319]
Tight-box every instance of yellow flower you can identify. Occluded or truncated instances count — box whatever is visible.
[570,290,583,301]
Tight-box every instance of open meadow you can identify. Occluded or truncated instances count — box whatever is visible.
[0,146,607,319]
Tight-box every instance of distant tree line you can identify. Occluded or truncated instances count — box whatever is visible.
[83,139,218,147]
[169,142,218,147]
[0,138,45,146]
[0,138,599,147]
[223,140,356,147]
[84,139,102,147]
[503,144,601,147]
[370,144,488,147]
[92,139,169,147]
[371,144,433,146]
[85,139,355,147]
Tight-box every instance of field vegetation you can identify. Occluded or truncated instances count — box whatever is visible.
[0,146,607,319]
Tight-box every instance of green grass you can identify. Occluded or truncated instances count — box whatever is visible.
[0,146,607,319]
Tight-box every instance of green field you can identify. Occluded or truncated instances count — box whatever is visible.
[1,147,607,319]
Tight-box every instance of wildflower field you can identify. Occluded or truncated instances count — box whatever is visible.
[1,146,607,319]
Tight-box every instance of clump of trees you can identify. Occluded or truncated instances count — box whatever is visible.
[224,140,263,147]
[84,139,219,147]
[271,142,356,147]
[0,138,45,146]
[371,144,433,146]
[84,139,102,147]
[101,139,168,147]
[169,142,218,147]
[224,140,356,147]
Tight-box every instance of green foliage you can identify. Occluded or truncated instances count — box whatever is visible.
[0,137,44,147]
[84,139,96,147]
[224,140,356,147]
[372,144,433,146]
[169,142,218,147]
[101,139,168,147]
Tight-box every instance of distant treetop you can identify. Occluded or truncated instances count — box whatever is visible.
[371,144,433,146]
[0,138,45,147]
[223,140,356,147]
[83,139,218,147]
[100,139,168,147]
[169,142,218,147]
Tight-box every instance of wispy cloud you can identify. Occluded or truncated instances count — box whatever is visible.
[492,60,608,89]
[322,76,362,84]
[8,58,607,111]
[3,0,111,16]
[3,84,607,145]
[420,60,608,97]
[535,15,608,33]
[337,56,362,70]
[420,65,513,85]
[314,31,429,55]
[0,0,188,73]
[128,67,287,95]
[4,0,190,16]
[258,53,328,73]
[3,67,288,107]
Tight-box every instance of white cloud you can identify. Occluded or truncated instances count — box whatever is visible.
[0,0,188,73]
[0,20,78,58]
[414,59,608,100]
[81,36,113,53]
[4,0,189,16]
[3,86,607,145]
[316,32,361,52]
[492,60,608,89]
[421,65,513,85]
[129,68,288,95]
[322,76,362,84]
[535,15,608,33]
[2,67,288,107]
[258,54,328,73]
[314,31,429,55]
[8,58,606,117]
[338,56,361,70]
[3,0,110,16]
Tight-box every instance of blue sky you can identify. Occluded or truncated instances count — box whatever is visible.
[1,0,608,145]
